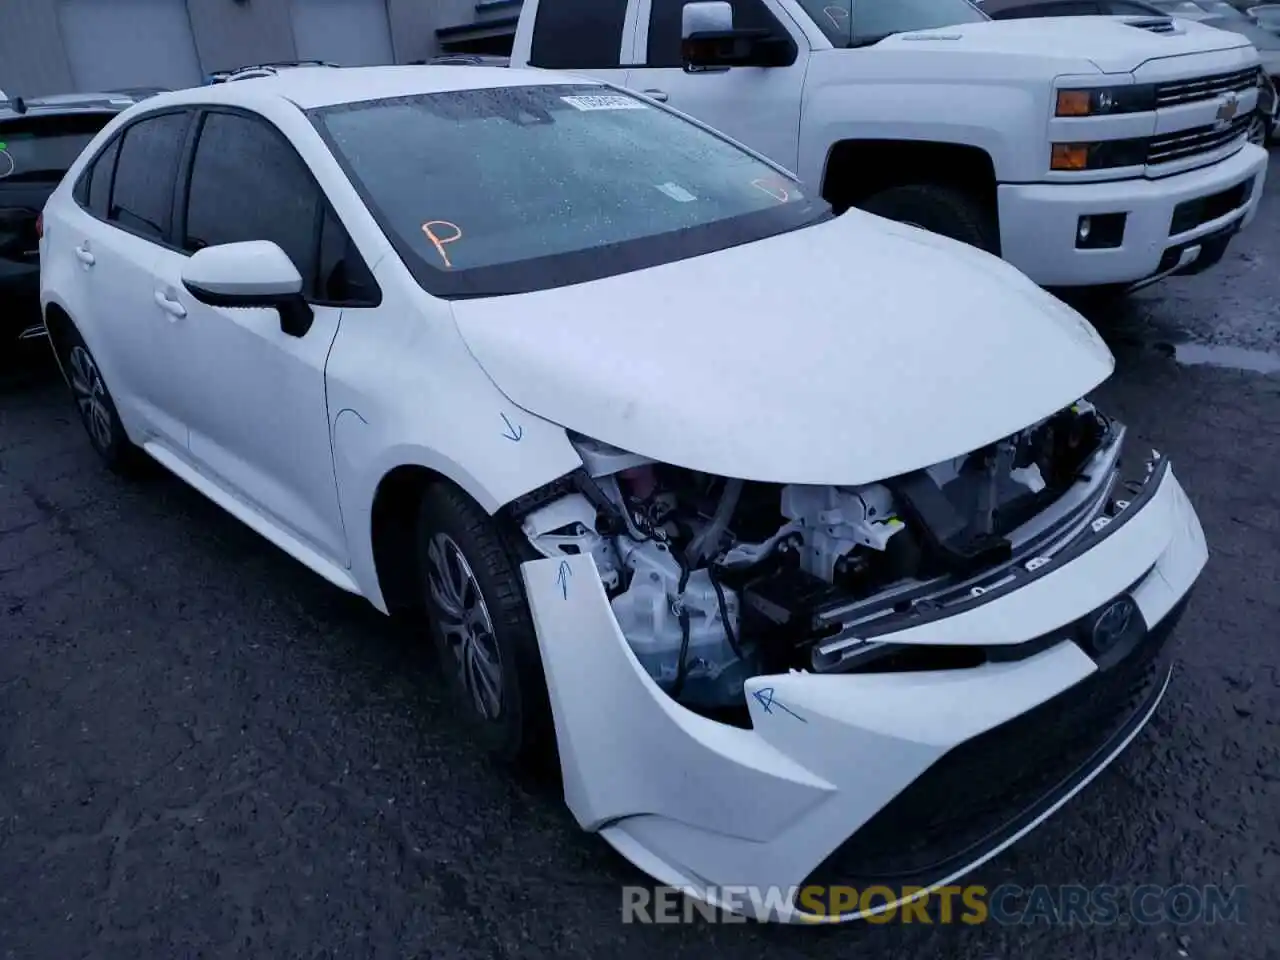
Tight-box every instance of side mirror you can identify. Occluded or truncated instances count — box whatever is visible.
[681,0,792,69]
[181,240,314,337]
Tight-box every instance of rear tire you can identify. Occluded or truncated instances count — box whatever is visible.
[416,482,555,768]
[859,184,998,254]
[53,321,144,475]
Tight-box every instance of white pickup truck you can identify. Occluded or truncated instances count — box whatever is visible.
[511,0,1270,292]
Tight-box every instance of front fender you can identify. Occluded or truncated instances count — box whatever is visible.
[798,57,1048,186]
[331,414,582,612]
[324,265,585,609]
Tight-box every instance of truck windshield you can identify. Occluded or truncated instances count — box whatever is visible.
[798,0,988,47]
[311,83,828,299]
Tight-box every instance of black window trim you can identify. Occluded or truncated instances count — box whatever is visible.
[173,104,381,309]
[85,106,196,253]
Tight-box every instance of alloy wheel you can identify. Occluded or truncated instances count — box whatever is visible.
[425,532,503,720]
[67,345,112,450]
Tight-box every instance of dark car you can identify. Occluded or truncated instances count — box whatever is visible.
[978,0,1278,144]
[0,92,138,356]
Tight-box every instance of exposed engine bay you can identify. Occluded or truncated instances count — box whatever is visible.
[510,400,1125,711]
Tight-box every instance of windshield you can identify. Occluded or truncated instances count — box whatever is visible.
[311,83,827,298]
[797,0,987,47]
[0,115,109,183]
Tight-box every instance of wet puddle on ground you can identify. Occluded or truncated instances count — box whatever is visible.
[1154,342,1280,375]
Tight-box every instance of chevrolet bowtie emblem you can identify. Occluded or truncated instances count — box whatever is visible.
[1216,94,1240,125]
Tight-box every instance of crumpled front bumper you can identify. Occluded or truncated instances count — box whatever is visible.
[521,459,1208,923]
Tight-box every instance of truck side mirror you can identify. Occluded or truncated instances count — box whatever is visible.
[681,0,793,69]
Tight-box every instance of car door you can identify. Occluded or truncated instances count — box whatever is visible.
[624,0,809,174]
[61,109,194,449]
[148,108,364,567]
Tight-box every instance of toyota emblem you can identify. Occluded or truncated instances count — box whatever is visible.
[1090,597,1137,655]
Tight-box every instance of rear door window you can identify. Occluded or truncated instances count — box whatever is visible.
[85,137,121,218]
[107,110,191,242]
[529,0,630,69]
[0,113,113,184]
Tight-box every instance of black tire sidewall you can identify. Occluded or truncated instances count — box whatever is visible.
[860,185,997,253]
[416,483,554,767]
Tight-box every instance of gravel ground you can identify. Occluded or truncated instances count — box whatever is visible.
[1,156,1278,959]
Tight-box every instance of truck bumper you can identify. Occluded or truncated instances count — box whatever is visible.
[997,144,1269,288]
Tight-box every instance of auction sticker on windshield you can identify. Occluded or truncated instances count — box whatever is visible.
[561,94,648,111]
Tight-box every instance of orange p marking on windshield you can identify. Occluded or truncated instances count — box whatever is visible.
[751,179,790,203]
[422,220,463,269]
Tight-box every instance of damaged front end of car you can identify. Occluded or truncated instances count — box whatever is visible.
[510,398,1127,706]
[507,398,1206,922]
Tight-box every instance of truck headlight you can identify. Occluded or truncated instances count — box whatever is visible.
[1051,139,1148,171]
[1055,85,1156,117]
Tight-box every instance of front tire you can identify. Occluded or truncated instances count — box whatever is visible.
[859,183,999,254]
[54,322,142,474]
[416,482,555,767]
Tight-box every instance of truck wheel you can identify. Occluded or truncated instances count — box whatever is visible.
[859,184,998,255]
[416,481,556,768]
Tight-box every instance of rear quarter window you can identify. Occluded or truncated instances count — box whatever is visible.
[73,135,122,217]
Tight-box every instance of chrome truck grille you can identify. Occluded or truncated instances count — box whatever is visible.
[1155,67,1259,108]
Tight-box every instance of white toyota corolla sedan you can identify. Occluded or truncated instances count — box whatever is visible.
[39,66,1207,922]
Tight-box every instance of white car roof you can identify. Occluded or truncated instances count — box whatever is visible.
[150,65,592,112]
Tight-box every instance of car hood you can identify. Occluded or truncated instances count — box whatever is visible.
[450,212,1114,487]
[874,16,1252,73]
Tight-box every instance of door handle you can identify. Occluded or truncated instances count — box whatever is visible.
[74,245,95,266]
[154,290,187,319]
[641,89,669,102]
